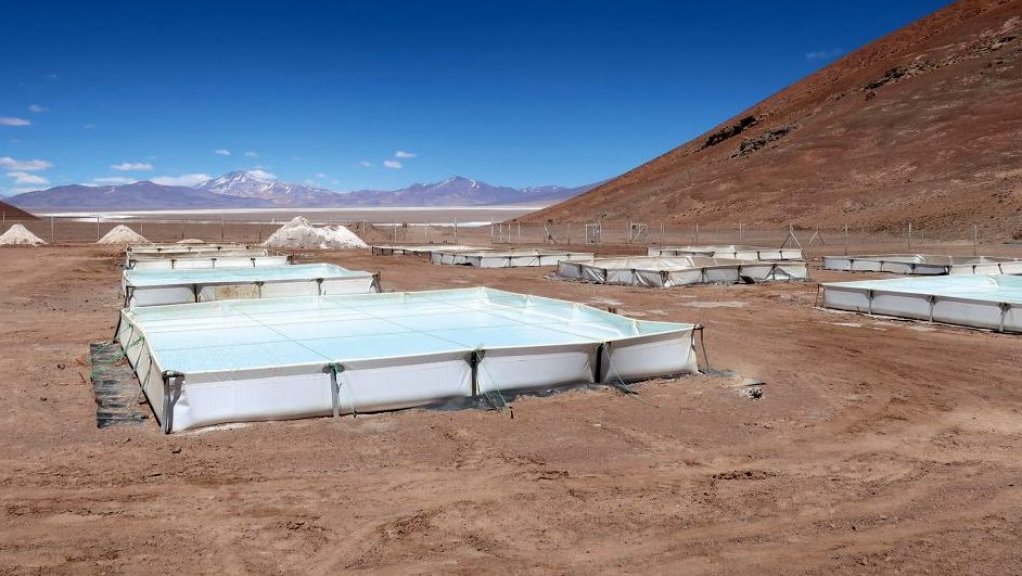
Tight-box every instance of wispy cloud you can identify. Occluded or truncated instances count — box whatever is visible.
[213,149,231,156]
[314,172,326,179]
[394,150,416,159]
[383,160,402,169]
[243,151,258,158]
[0,157,53,171]
[152,173,211,186]
[358,160,371,167]
[805,48,843,61]
[248,169,276,180]
[0,117,31,127]
[45,73,58,80]
[93,176,134,185]
[83,124,97,129]
[6,171,49,185]
[28,104,46,113]
[111,162,153,171]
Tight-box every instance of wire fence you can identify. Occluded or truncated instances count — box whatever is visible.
[0,215,1018,254]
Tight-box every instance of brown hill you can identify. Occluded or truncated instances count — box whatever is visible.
[528,0,1022,236]
[0,200,36,221]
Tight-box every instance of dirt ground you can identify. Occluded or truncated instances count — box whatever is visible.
[1,242,1021,575]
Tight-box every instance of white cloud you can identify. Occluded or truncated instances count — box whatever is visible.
[0,157,53,171]
[358,160,371,167]
[314,172,326,179]
[152,173,211,186]
[28,104,46,113]
[83,124,97,129]
[214,149,231,156]
[244,151,258,158]
[805,48,843,61]
[383,160,402,169]
[11,186,43,194]
[111,162,153,171]
[247,169,276,180]
[0,117,31,126]
[93,176,134,185]
[394,150,416,159]
[6,171,49,185]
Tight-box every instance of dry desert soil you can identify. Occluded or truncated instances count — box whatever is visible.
[1,243,1021,575]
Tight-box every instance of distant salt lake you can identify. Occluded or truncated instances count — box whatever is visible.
[37,204,546,225]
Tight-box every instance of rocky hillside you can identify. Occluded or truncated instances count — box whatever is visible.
[527,0,1022,237]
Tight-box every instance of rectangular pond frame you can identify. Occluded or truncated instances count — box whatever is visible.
[127,243,256,255]
[648,245,804,261]
[821,254,1022,275]
[557,256,808,287]
[430,249,594,268]
[126,252,290,270]
[820,275,1022,333]
[122,263,380,307]
[371,244,486,256]
[116,287,701,432]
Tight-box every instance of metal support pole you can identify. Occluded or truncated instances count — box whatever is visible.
[660,221,665,245]
[50,216,54,243]
[739,221,743,242]
[973,225,978,256]
[908,222,912,250]
[844,224,848,256]
[454,218,458,244]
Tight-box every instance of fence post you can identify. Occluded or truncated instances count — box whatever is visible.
[695,223,699,244]
[96,217,101,241]
[973,225,978,256]
[844,224,848,256]
[139,218,144,239]
[660,221,665,245]
[907,222,912,250]
[50,216,54,243]
[517,221,521,244]
[739,221,743,242]
[454,218,459,244]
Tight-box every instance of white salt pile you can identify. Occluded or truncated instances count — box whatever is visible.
[262,217,368,249]
[97,225,149,245]
[0,224,47,246]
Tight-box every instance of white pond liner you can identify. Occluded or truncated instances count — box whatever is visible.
[122,263,380,307]
[822,254,1022,275]
[116,287,700,432]
[648,245,804,261]
[431,249,594,268]
[128,253,291,271]
[372,244,485,256]
[127,243,255,255]
[820,275,1022,333]
[557,256,808,287]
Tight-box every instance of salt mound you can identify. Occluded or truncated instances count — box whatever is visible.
[97,225,149,245]
[177,238,205,244]
[0,224,47,246]
[262,216,368,249]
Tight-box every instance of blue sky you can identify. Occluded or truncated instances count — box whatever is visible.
[1,0,951,195]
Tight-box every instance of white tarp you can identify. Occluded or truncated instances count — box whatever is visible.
[822,254,1022,275]
[122,263,380,307]
[431,249,594,268]
[821,275,1022,333]
[372,245,485,256]
[116,287,700,432]
[649,245,804,261]
[557,256,808,287]
[127,254,291,271]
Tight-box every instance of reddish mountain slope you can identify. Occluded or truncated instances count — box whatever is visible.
[0,200,36,221]
[529,0,1022,236]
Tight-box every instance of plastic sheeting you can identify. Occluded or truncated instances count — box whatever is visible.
[822,255,1022,275]
[123,263,380,307]
[821,275,1022,333]
[557,256,808,287]
[431,249,594,268]
[116,287,700,432]
[648,245,804,261]
[372,245,485,256]
[127,243,255,255]
[127,254,290,271]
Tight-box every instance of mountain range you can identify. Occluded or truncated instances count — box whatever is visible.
[7,172,600,211]
[527,0,1022,236]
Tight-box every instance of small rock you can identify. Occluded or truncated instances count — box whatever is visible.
[170,446,182,454]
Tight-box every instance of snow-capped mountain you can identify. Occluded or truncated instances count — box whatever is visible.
[196,170,338,206]
[6,171,601,210]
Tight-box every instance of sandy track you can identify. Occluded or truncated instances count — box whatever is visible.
[1,244,1020,574]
